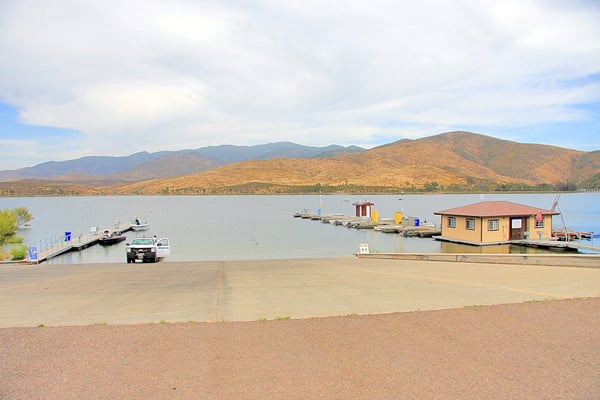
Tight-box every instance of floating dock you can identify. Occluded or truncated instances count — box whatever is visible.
[293,212,441,237]
[29,223,135,264]
[512,239,600,253]
[433,236,600,253]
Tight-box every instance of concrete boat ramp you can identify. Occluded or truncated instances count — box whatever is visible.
[1,256,600,327]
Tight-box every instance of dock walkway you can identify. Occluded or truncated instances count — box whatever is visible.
[296,212,441,236]
[514,238,600,253]
[35,232,100,263]
[31,223,134,264]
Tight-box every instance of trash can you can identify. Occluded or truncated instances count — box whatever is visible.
[414,218,420,227]
[64,231,72,241]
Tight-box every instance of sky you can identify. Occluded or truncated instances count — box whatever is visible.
[0,0,599,170]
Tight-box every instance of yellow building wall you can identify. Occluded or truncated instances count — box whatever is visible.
[441,215,555,243]
[441,216,481,243]
[526,215,554,239]
[481,217,510,242]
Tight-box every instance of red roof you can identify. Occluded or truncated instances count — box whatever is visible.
[434,201,559,218]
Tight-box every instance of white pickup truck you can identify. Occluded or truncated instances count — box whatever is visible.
[126,237,170,263]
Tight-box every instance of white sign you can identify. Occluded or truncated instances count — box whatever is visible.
[28,246,38,263]
[511,219,522,229]
[359,243,370,254]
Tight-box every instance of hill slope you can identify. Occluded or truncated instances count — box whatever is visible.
[0,143,365,182]
[1,132,597,195]
[106,132,600,195]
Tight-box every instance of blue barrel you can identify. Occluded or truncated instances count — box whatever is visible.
[64,231,72,241]
[414,218,420,227]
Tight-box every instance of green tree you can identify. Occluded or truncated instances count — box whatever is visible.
[13,207,33,229]
[555,181,577,191]
[1,207,33,260]
[0,209,19,245]
[424,182,439,192]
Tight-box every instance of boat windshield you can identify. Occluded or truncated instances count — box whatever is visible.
[131,238,155,246]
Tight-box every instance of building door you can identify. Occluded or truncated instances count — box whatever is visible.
[510,217,527,240]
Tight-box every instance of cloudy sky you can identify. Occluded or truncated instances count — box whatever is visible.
[0,0,599,170]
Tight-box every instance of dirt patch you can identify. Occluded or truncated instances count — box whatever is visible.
[1,298,599,400]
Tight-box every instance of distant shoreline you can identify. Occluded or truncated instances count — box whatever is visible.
[2,189,600,198]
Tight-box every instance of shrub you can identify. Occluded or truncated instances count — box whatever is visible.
[11,244,28,260]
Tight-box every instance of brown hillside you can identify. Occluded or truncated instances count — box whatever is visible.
[363,132,595,184]
[116,131,600,195]
[431,132,586,183]
[571,151,600,182]
[3,132,598,196]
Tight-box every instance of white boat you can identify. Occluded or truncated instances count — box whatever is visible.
[131,223,150,231]
[131,218,150,231]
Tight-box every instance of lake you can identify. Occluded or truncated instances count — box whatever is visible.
[1,193,599,263]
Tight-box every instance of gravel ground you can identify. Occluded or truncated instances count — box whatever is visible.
[1,297,599,400]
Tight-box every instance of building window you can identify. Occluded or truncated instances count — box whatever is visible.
[535,219,544,228]
[466,218,475,230]
[447,216,456,228]
[488,219,499,231]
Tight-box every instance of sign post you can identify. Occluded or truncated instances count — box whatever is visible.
[28,246,38,264]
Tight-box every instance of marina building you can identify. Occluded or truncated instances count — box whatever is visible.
[434,201,559,245]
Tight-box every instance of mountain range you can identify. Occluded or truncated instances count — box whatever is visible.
[1,132,598,196]
[0,142,364,182]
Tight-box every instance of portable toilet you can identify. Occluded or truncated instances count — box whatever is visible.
[371,210,379,222]
[395,212,403,225]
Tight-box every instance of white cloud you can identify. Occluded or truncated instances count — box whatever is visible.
[0,0,598,168]
[21,79,208,131]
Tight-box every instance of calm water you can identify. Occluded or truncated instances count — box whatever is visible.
[1,193,599,263]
